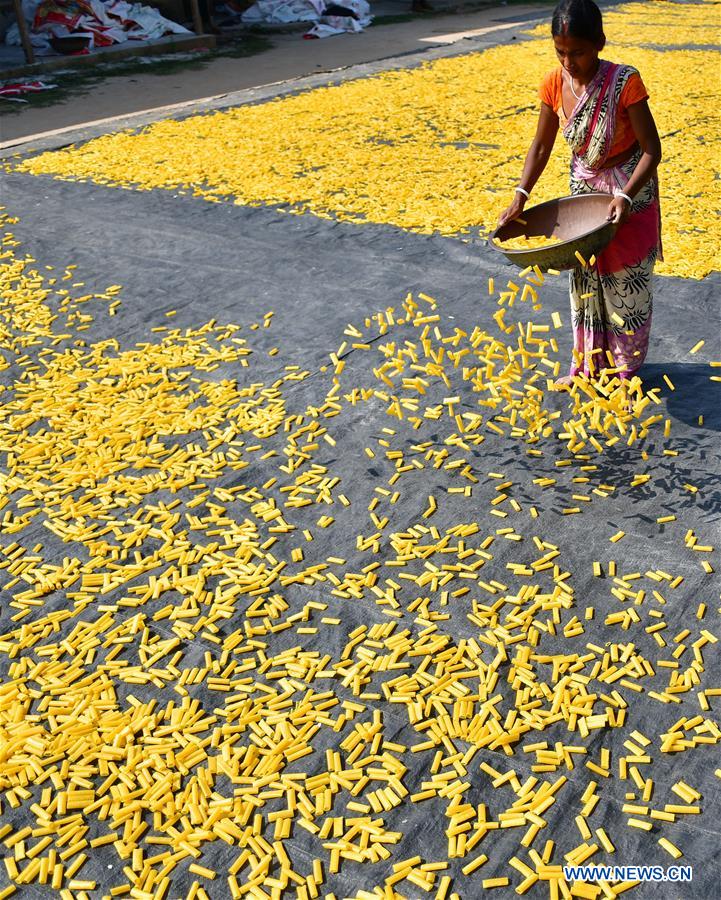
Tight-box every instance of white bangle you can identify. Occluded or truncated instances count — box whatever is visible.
[614,191,633,205]
[515,186,530,199]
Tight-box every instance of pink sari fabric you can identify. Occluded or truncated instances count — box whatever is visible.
[563,60,633,170]
[562,63,661,379]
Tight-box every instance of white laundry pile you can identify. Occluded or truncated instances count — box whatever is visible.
[6,0,190,53]
[240,0,371,38]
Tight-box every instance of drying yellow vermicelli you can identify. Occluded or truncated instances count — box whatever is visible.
[12,0,721,279]
[0,187,717,899]
[497,234,563,251]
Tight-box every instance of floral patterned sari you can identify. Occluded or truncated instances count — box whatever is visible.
[563,60,661,379]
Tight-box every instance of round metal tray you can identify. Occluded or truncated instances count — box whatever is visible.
[489,192,618,271]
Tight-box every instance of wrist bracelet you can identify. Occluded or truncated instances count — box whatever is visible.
[614,191,633,205]
[515,186,530,199]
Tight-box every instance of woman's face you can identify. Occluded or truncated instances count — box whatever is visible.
[553,34,603,81]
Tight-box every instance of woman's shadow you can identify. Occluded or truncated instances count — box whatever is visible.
[641,362,721,432]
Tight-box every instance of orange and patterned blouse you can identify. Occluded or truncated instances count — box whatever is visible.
[539,67,649,158]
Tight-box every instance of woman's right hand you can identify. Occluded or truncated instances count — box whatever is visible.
[498,194,526,228]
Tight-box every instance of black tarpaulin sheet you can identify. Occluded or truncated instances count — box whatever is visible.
[0,167,719,900]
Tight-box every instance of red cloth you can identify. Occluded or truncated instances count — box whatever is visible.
[0,81,56,97]
[596,200,661,275]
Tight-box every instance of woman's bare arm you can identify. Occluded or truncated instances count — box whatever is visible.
[608,99,662,223]
[498,103,559,226]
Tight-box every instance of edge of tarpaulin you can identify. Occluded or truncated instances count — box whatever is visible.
[0,17,539,158]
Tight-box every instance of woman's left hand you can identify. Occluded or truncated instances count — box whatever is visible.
[607,196,631,225]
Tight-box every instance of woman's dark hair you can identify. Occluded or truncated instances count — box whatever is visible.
[552,0,604,43]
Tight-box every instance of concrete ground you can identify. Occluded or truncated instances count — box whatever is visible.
[1,2,551,142]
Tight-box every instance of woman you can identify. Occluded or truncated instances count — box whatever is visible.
[499,0,662,381]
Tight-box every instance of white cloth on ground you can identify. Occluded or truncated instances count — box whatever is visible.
[241,0,370,35]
